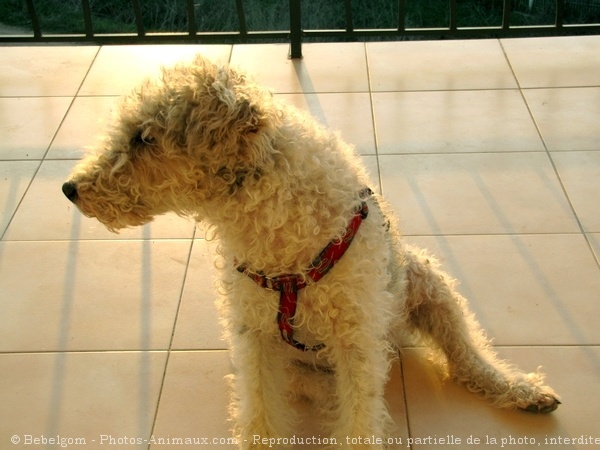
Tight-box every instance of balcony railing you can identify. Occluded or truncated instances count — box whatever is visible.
[1,0,599,58]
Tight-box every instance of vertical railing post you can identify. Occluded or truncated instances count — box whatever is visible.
[186,0,197,37]
[25,0,41,38]
[502,0,511,31]
[556,0,565,29]
[397,0,406,33]
[289,0,302,59]
[130,0,145,37]
[81,0,94,38]
[449,0,458,31]
[344,0,354,32]
[236,0,248,38]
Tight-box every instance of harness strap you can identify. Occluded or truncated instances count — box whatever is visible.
[237,188,372,351]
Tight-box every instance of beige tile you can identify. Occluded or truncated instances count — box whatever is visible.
[588,233,600,262]
[0,97,72,159]
[0,46,98,96]
[379,153,579,235]
[0,240,190,352]
[552,151,600,232]
[276,93,376,154]
[172,240,227,350]
[80,45,232,96]
[383,358,410,449]
[3,160,196,241]
[404,234,600,345]
[402,346,600,448]
[501,35,600,88]
[0,161,39,236]
[373,90,544,154]
[523,88,600,151]
[151,351,235,449]
[0,352,167,448]
[48,96,120,159]
[368,40,517,92]
[154,352,408,449]
[361,155,381,193]
[230,43,369,93]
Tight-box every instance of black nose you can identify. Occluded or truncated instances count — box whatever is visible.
[62,181,78,202]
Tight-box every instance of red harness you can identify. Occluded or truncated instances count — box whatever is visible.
[236,189,372,351]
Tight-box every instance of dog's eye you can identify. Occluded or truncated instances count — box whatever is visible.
[131,130,156,147]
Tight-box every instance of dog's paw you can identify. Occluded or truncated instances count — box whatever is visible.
[515,370,561,413]
[522,395,561,414]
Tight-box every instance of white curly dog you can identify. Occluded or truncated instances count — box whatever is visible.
[62,54,560,449]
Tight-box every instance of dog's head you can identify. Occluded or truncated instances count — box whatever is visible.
[62,55,279,231]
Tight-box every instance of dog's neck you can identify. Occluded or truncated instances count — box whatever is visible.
[201,182,365,276]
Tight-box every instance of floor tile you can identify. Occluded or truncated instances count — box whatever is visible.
[3,160,196,241]
[0,240,190,352]
[373,90,544,154]
[501,36,600,88]
[79,45,232,96]
[0,97,72,160]
[551,151,600,232]
[523,87,600,151]
[379,153,579,235]
[0,161,39,237]
[361,155,381,193]
[402,346,600,449]
[0,351,167,449]
[588,233,600,263]
[276,93,376,154]
[0,46,98,96]
[172,240,227,350]
[151,351,235,449]
[47,96,120,159]
[153,352,408,449]
[367,40,517,92]
[230,43,369,93]
[404,234,600,345]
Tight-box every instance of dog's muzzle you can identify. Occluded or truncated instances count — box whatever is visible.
[62,181,78,203]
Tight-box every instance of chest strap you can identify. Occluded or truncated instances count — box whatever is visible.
[237,189,372,351]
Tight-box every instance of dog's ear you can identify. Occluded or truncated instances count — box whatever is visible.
[207,68,270,137]
[183,65,278,176]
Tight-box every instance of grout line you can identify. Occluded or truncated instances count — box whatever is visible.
[148,236,197,440]
[2,344,597,357]
[0,348,232,356]
[363,42,384,195]
[397,354,414,448]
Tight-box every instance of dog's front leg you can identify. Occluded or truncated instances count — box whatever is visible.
[230,331,293,450]
[328,331,392,450]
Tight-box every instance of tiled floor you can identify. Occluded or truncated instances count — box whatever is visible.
[1,36,600,449]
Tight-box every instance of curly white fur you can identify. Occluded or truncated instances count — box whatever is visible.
[63,55,560,450]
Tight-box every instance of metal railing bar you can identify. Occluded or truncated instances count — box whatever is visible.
[556,0,565,28]
[449,0,458,31]
[301,22,600,37]
[0,30,293,45]
[25,0,41,38]
[81,0,94,38]
[502,0,512,31]
[289,0,302,58]
[344,0,354,32]
[186,0,196,37]
[236,0,248,36]
[130,0,145,37]
[397,0,406,32]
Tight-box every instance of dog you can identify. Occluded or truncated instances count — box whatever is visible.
[62,55,560,449]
